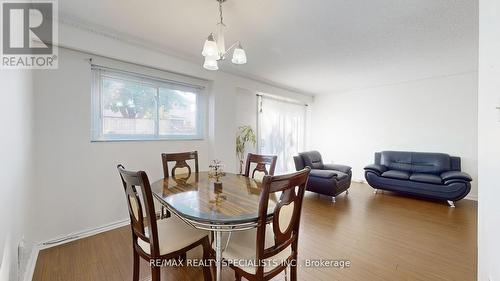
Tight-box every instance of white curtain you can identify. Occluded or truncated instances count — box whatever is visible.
[257,95,306,174]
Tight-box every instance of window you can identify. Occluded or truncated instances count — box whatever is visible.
[91,66,205,141]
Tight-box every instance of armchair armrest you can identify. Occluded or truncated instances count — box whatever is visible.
[441,171,472,182]
[323,164,352,174]
[364,164,387,176]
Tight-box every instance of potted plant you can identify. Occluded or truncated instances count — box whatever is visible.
[236,125,256,174]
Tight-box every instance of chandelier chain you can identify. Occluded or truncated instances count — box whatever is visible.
[218,1,224,24]
[202,0,246,70]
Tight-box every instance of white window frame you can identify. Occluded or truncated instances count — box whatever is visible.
[91,65,206,142]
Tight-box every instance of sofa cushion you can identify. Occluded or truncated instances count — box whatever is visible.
[411,153,451,174]
[380,152,412,172]
[381,170,410,180]
[380,151,451,174]
[299,151,324,169]
[310,169,337,179]
[409,173,442,184]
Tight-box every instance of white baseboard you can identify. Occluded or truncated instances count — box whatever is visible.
[38,218,129,250]
[465,194,478,201]
[22,218,130,281]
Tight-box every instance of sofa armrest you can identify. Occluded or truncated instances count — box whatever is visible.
[441,171,472,182]
[364,164,387,176]
[323,164,352,174]
[293,155,305,171]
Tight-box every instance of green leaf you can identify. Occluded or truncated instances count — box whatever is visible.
[235,125,256,160]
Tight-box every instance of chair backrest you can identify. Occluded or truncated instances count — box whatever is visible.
[255,167,310,275]
[298,151,324,169]
[244,153,278,178]
[117,165,160,257]
[161,151,199,178]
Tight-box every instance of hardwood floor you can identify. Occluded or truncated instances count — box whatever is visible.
[33,182,477,281]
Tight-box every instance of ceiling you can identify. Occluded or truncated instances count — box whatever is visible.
[59,0,478,95]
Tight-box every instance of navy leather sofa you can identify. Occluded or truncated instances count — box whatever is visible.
[294,151,352,202]
[364,151,472,207]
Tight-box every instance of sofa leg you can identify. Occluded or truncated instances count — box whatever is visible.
[332,196,336,203]
[346,190,349,195]
[447,200,456,208]
[373,189,378,194]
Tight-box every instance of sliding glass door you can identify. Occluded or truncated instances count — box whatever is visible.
[257,95,306,174]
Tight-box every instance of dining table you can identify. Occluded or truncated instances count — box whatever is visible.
[150,171,276,281]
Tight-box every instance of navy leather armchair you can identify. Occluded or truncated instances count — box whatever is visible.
[294,151,352,202]
[364,151,472,207]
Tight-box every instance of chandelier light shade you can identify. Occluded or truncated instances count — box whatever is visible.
[202,33,219,59]
[232,43,247,64]
[201,0,247,70]
[203,57,219,71]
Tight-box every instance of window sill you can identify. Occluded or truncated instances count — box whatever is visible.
[91,137,205,142]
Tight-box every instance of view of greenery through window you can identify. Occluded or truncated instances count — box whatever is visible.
[159,88,197,135]
[99,75,199,138]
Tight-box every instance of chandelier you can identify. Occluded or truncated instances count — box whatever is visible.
[201,0,247,70]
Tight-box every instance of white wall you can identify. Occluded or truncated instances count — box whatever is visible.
[33,48,211,244]
[29,22,313,245]
[234,88,259,171]
[310,73,478,199]
[478,0,500,279]
[0,70,34,281]
[235,88,259,133]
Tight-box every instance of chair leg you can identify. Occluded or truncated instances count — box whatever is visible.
[373,189,378,194]
[346,189,349,195]
[290,263,297,281]
[209,251,216,280]
[234,272,242,281]
[202,262,212,281]
[332,196,336,203]
[132,251,140,281]
[202,238,213,281]
[151,265,161,281]
[178,253,187,262]
[447,200,456,208]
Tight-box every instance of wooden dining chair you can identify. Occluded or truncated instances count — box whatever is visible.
[222,167,311,281]
[244,153,278,178]
[161,151,199,178]
[160,151,199,218]
[117,165,212,281]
